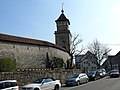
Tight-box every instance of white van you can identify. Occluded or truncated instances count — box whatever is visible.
[0,80,19,90]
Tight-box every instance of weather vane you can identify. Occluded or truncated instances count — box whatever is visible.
[61,1,64,13]
[62,3,64,10]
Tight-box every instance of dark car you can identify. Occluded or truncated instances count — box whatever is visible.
[97,69,106,78]
[87,70,100,81]
[110,69,120,78]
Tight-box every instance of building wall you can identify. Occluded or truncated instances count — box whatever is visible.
[81,58,97,72]
[75,52,98,72]
[55,33,71,51]
[0,41,71,69]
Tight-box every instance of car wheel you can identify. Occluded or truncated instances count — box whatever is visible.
[94,77,96,81]
[34,88,40,90]
[77,81,80,86]
[54,85,59,90]
[86,79,89,83]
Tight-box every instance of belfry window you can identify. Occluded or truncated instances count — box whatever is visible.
[62,41,66,49]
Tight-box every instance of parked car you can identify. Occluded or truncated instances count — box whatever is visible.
[65,73,89,86]
[110,69,120,78]
[87,70,100,81]
[0,80,19,90]
[22,77,61,90]
[97,69,106,78]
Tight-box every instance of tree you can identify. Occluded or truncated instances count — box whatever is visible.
[87,39,111,68]
[0,58,16,72]
[68,34,84,69]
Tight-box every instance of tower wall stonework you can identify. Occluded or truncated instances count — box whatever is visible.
[55,10,72,53]
[0,41,71,69]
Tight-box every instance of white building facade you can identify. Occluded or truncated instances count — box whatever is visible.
[75,51,98,72]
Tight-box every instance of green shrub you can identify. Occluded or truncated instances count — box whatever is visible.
[52,57,65,68]
[0,58,16,72]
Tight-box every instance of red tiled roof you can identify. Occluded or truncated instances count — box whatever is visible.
[0,33,67,52]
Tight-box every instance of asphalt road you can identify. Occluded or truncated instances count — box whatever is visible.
[60,77,120,90]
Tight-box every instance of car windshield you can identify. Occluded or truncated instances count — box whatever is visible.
[70,74,79,78]
[111,70,119,73]
[88,71,96,75]
[33,78,44,83]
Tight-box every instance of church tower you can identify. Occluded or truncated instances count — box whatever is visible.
[54,9,72,53]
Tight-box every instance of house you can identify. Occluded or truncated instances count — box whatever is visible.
[101,55,114,72]
[102,51,120,72]
[75,51,98,72]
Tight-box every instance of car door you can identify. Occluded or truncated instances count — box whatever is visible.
[79,74,84,83]
[82,74,87,83]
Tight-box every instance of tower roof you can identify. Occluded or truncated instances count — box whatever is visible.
[55,10,70,25]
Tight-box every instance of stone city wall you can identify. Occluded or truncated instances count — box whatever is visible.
[0,69,81,87]
[0,41,71,69]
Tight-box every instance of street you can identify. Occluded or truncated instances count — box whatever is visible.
[60,77,120,90]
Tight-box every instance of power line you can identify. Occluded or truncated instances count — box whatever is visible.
[103,44,120,46]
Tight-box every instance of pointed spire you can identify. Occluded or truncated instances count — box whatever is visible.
[55,2,70,25]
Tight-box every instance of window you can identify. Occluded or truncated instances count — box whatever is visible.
[0,81,18,89]
[0,83,5,89]
[44,78,53,83]
[10,82,17,87]
[62,41,66,49]
[88,63,90,66]
[5,82,11,88]
[94,67,96,69]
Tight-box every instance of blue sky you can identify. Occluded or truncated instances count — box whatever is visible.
[0,0,120,55]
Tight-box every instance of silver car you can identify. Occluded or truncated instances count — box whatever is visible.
[65,73,89,86]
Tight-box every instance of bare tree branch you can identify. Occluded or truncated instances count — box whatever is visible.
[87,39,111,68]
[67,34,84,69]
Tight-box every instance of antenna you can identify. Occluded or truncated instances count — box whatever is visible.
[103,43,120,46]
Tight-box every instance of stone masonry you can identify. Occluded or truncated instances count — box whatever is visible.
[0,69,81,88]
[0,34,71,69]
